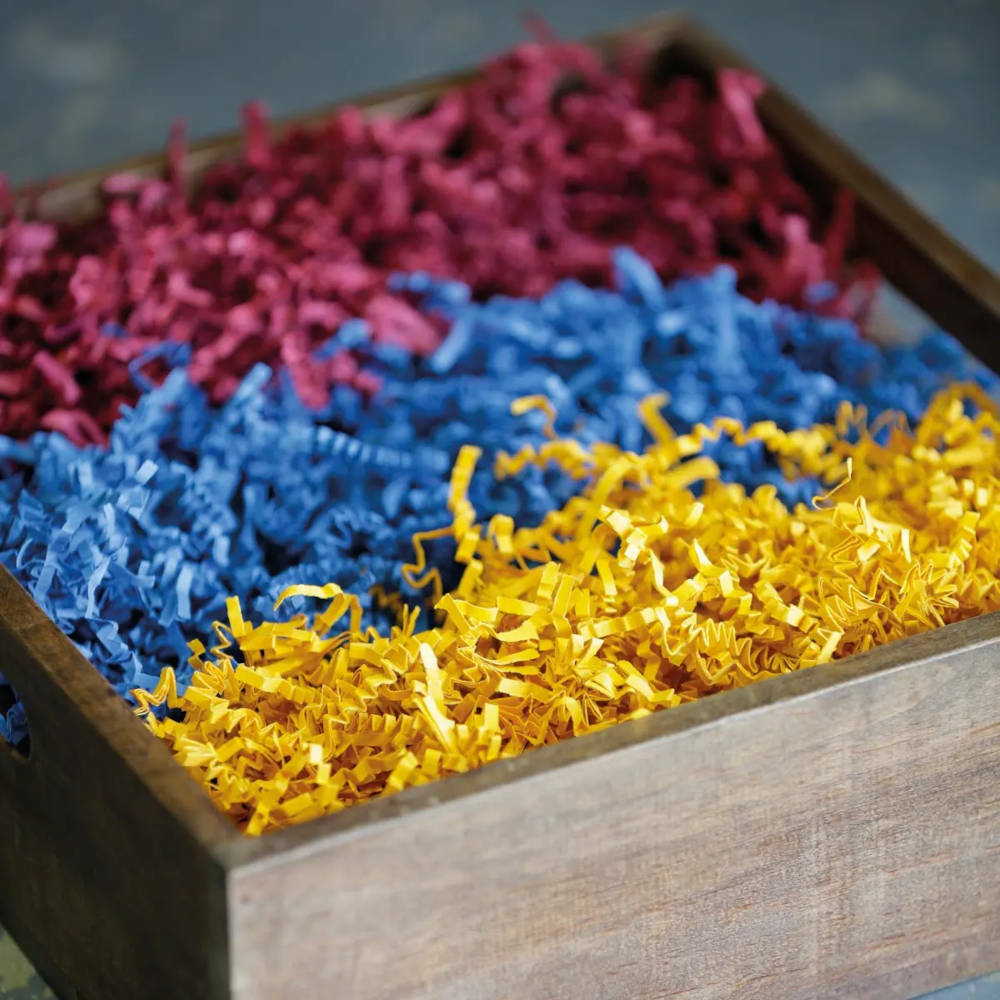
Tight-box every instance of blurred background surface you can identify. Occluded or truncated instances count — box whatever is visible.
[0,0,997,997]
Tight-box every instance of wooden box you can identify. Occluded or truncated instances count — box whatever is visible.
[2,15,999,1000]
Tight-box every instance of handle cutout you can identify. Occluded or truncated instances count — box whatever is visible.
[0,673,31,758]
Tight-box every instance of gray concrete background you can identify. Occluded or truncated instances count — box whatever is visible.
[0,1,997,997]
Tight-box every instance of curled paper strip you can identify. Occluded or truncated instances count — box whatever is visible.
[0,37,874,442]
[2,258,990,723]
[137,388,1000,834]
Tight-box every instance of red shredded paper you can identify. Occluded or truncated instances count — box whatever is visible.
[0,42,874,443]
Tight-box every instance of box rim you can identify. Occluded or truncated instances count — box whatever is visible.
[669,19,1000,327]
[219,606,1000,870]
[0,564,240,855]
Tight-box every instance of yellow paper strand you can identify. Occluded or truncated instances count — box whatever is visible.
[136,388,1000,834]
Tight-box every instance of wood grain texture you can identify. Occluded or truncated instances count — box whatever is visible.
[226,615,1000,999]
[0,568,236,1000]
[1,12,999,1000]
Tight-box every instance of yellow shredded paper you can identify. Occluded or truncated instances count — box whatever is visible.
[135,388,1000,834]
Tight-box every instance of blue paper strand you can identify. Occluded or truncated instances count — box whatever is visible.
[1,251,996,740]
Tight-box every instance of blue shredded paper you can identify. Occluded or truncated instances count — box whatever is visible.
[1,250,996,745]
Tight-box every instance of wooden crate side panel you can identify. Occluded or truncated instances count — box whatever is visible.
[0,569,233,1000]
[228,637,1000,1000]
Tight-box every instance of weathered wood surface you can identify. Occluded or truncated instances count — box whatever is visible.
[0,568,235,1000]
[225,611,1000,999]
